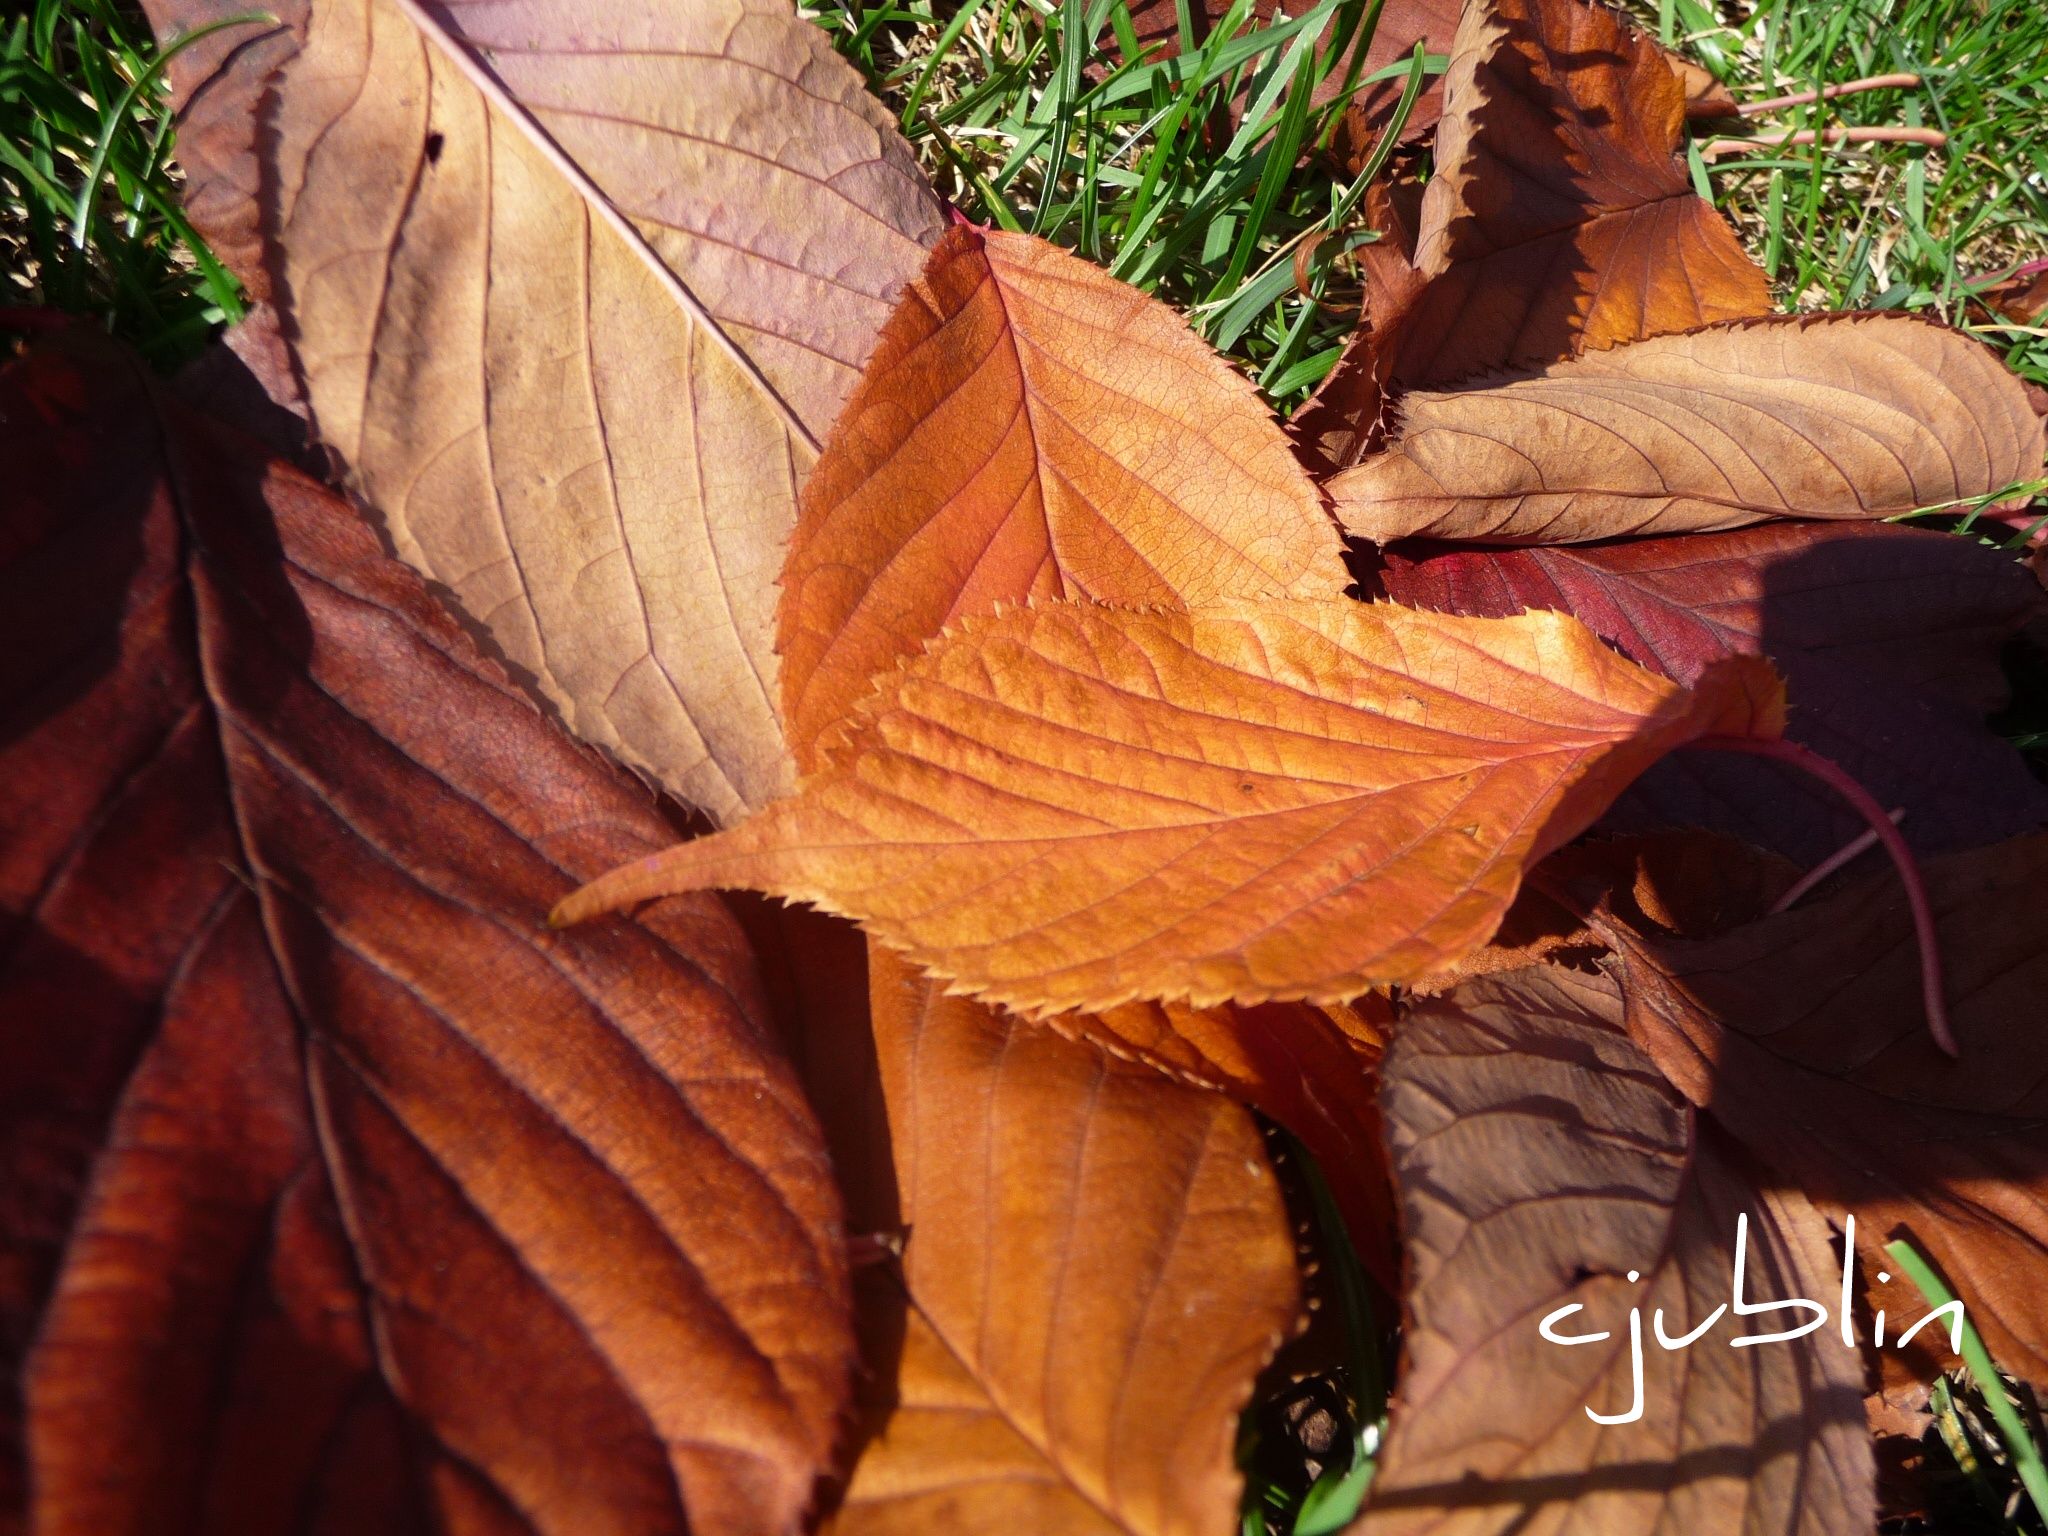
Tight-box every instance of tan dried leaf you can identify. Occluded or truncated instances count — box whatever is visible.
[261,0,943,820]
[1331,316,2048,543]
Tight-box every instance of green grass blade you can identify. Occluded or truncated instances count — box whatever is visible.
[66,10,275,249]
[1886,1237,2048,1530]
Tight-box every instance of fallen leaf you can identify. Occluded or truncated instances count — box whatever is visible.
[724,915,1321,1530]
[1671,55,1740,117]
[1598,833,2048,1393]
[1362,965,1873,1535]
[771,223,1371,1313]
[556,600,1783,1016]
[1396,0,1771,383]
[1400,879,1595,992]
[174,303,310,451]
[1331,315,2048,544]
[727,902,900,1234]
[1970,262,2048,326]
[246,0,943,821]
[824,949,1298,1535]
[1292,0,1771,471]
[1375,521,2048,859]
[1112,0,1723,174]
[1,335,851,1535]
[1287,178,1429,476]
[1539,828,1799,940]
[1053,998,1398,1291]
[1866,1383,1938,1530]
[778,227,1344,767]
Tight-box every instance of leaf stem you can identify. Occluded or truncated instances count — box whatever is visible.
[1736,72,1921,117]
[1768,806,1904,914]
[1691,734,1954,1056]
[1700,125,1947,160]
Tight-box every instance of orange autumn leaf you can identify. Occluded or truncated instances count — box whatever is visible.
[826,949,1299,1534]
[1054,998,1398,1292]
[768,225,1386,1297]
[777,225,1345,768]
[728,914,1306,1532]
[557,601,1783,1016]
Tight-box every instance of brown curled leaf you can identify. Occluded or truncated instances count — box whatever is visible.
[1294,0,1771,472]
[1330,315,2048,544]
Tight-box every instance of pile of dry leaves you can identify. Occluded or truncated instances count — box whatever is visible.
[5,0,2047,1532]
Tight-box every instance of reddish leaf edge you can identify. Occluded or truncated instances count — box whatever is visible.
[1690,733,1955,1056]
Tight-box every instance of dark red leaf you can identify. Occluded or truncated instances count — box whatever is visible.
[1,334,852,1535]
[1375,522,2048,860]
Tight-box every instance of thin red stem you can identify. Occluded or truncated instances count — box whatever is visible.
[1701,125,1948,160]
[1692,735,1955,1056]
[1965,256,2048,298]
[1769,807,1904,914]
[1738,72,1922,116]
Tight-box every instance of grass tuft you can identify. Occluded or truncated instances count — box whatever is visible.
[812,0,1437,407]
[1889,1237,2048,1533]
[2,0,248,368]
[1640,0,2048,404]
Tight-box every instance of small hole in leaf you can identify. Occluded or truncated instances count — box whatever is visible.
[425,132,445,165]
